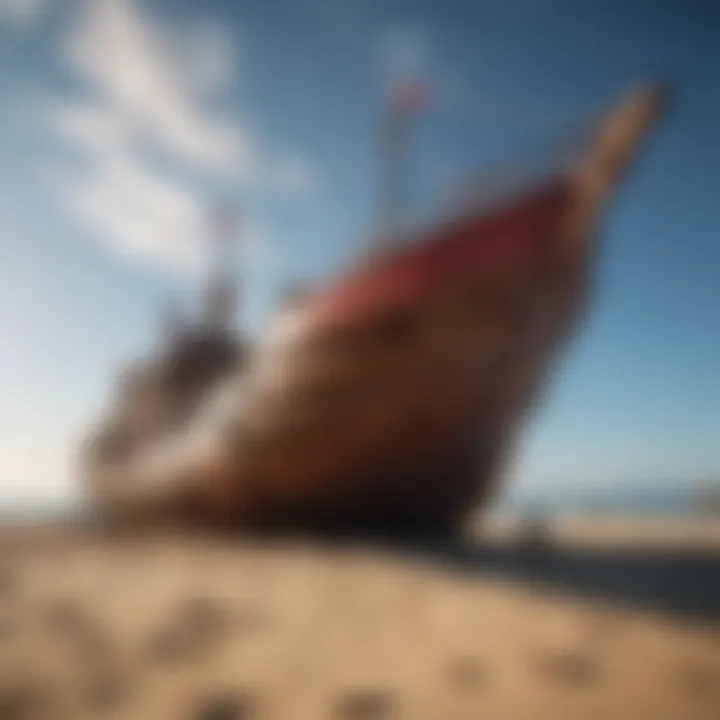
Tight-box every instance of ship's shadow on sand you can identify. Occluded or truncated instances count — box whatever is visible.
[383,537,720,623]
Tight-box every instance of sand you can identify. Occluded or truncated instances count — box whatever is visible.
[0,521,718,719]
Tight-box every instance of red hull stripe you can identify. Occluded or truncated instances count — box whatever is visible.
[306,180,569,332]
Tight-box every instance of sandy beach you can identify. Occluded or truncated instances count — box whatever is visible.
[0,519,718,719]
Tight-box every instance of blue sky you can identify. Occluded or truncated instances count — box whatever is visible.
[0,0,717,505]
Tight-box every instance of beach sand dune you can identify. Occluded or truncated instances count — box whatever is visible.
[0,521,718,719]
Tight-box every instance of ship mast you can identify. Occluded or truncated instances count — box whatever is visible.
[204,202,240,332]
[376,80,428,246]
[160,297,184,345]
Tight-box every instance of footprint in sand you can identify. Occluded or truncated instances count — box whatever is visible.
[195,691,257,720]
[145,596,238,666]
[333,689,397,720]
[84,671,132,713]
[144,624,199,664]
[678,662,720,700]
[533,648,599,687]
[0,677,49,720]
[180,597,234,637]
[43,599,87,635]
[445,654,487,693]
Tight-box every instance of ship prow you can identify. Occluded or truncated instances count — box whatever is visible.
[81,85,668,536]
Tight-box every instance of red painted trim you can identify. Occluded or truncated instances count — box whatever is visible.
[304,180,569,333]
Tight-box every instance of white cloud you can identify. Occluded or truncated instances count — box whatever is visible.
[39,97,201,272]
[62,0,253,178]
[0,0,48,27]
[39,0,318,274]
[50,153,207,273]
[40,0,256,273]
[50,100,130,160]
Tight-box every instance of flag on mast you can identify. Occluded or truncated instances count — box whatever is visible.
[392,80,429,119]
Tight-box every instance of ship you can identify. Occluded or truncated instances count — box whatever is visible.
[80,85,667,537]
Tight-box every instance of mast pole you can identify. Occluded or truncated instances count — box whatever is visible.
[375,81,427,248]
[205,202,240,331]
[379,99,405,239]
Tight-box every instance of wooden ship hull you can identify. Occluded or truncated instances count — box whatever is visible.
[81,87,666,536]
